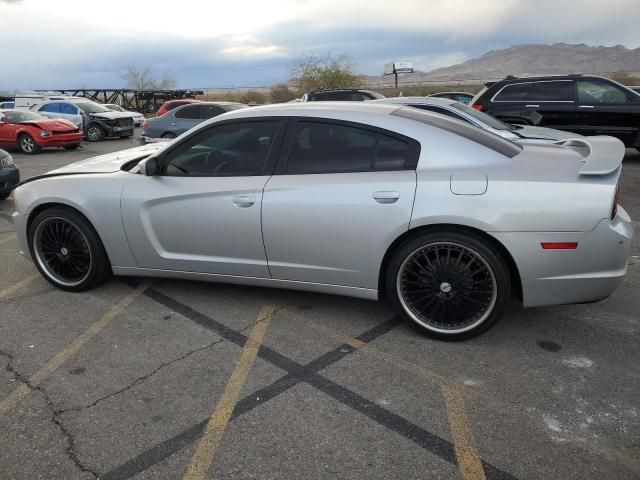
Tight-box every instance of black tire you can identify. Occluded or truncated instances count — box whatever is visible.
[0,191,10,201]
[18,134,40,154]
[161,132,177,139]
[86,124,105,142]
[28,207,111,292]
[385,231,511,341]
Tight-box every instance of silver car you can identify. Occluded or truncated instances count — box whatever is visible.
[141,101,247,139]
[12,103,633,340]
[373,96,579,144]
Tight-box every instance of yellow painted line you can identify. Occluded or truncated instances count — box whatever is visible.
[183,304,275,480]
[442,385,486,480]
[0,282,148,415]
[0,233,17,245]
[0,273,40,301]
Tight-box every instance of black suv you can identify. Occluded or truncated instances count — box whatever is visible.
[302,89,385,102]
[471,75,640,149]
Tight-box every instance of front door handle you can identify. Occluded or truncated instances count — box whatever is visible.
[578,105,595,109]
[232,195,255,207]
[373,191,400,204]
[525,104,539,108]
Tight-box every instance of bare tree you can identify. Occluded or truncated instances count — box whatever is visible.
[290,53,362,93]
[121,66,177,90]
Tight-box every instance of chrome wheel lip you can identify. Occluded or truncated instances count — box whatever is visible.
[396,241,497,334]
[21,136,35,152]
[33,216,92,287]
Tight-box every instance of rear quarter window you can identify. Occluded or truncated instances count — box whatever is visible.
[391,106,522,158]
[493,83,531,102]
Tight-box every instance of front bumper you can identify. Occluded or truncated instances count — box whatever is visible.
[492,206,634,307]
[36,132,83,148]
[0,166,20,195]
[12,210,30,260]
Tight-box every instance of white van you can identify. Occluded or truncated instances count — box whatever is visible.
[14,91,76,110]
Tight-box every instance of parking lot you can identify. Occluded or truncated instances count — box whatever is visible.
[1,135,639,480]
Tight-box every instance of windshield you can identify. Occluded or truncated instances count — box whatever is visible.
[450,102,512,131]
[74,101,112,114]
[4,110,46,123]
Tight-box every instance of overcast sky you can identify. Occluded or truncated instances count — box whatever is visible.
[1,0,639,90]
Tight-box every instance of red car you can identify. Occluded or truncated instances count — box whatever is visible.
[155,99,201,117]
[0,110,83,154]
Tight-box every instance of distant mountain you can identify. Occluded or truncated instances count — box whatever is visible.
[424,43,640,81]
[365,43,640,85]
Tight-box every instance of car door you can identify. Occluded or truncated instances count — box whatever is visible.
[58,103,82,128]
[575,79,640,145]
[521,80,577,131]
[172,104,206,135]
[0,112,19,146]
[486,82,529,124]
[262,119,419,289]
[121,119,284,276]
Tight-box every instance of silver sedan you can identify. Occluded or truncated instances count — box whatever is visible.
[11,103,633,340]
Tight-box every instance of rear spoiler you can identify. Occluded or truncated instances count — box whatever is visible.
[552,136,625,176]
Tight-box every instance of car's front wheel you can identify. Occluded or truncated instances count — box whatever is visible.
[161,132,177,139]
[29,207,111,291]
[386,231,511,340]
[86,124,105,142]
[18,134,40,154]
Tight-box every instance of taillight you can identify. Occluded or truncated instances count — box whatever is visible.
[471,104,485,111]
[611,185,621,220]
[142,121,148,129]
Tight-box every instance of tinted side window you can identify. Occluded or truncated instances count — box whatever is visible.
[163,121,280,177]
[202,105,226,119]
[413,105,470,123]
[287,122,376,174]
[60,103,78,114]
[494,83,531,101]
[40,103,61,113]
[528,81,572,101]
[577,80,629,104]
[285,121,419,174]
[374,135,412,170]
[175,105,203,119]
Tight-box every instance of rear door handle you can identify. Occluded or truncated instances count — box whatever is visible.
[372,191,400,204]
[525,104,539,108]
[232,195,255,207]
[578,105,595,109]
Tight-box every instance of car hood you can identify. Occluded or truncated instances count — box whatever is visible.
[89,111,135,120]
[47,143,166,175]
[514,125,579,141]
[20,119,77,131]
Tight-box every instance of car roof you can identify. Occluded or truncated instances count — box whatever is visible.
[429,92,473,96]
[371,96,457,107]
[220,101,400,118]
[308,89,378,94]
[492,74,609,85]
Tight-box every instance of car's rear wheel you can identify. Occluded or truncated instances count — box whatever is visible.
[29,207,111,292]
[86,124,105,142]
[386,231,510,340]
[18,134,40,154]
[161,132,177,139]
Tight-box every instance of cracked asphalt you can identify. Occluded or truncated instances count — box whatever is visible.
[1,134,639,480]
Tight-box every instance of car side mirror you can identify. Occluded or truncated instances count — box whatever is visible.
[139,157,159,176]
